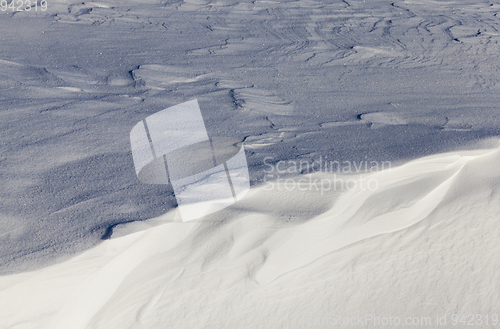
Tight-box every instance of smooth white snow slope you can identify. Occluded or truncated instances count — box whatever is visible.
[1,146,500,328]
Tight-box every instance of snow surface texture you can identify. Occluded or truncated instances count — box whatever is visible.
[1,0,500,327]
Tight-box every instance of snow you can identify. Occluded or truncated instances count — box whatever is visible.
[2,147,500,328]
[1,0,500,327]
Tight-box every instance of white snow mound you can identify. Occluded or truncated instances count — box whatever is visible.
[1,146,500,328]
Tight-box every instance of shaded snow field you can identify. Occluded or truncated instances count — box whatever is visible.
[1,0,500,327]
[1,0,500,273]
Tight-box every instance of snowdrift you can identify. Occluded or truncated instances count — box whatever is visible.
[1,145,499,328]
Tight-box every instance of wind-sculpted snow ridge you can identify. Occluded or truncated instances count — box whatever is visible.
[1,146,499,328]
